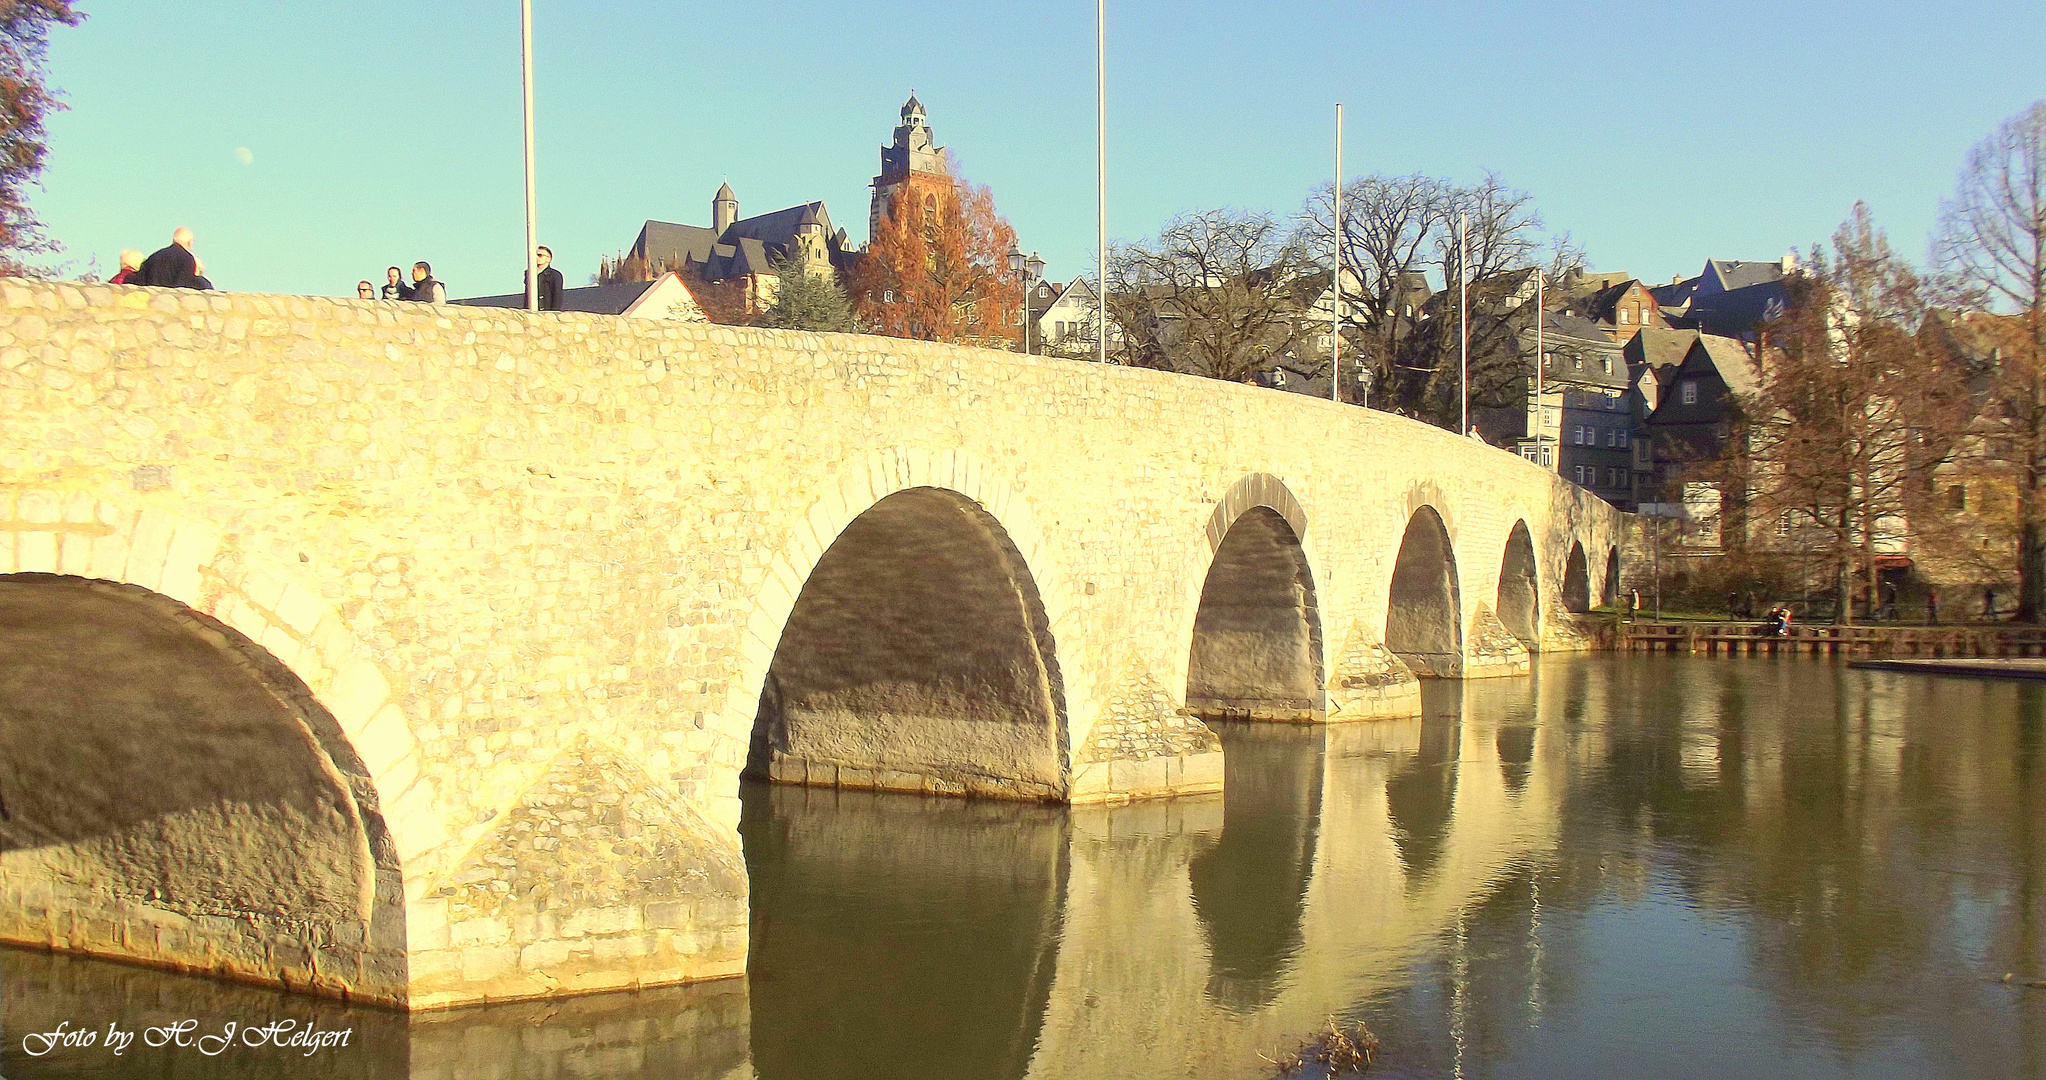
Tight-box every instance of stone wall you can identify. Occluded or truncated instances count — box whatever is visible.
[0,279,1626,1007]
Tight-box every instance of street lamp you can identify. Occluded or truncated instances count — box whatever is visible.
[1008,245,1046,355]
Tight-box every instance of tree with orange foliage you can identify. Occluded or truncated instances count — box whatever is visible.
[849,177,1021,347]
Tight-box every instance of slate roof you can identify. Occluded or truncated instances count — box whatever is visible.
[1626,326,1697,377]
[1696,334,1760,400]
[1577,279,1642,323]
[630,200,846,282]
[1689,281,1788,338]
[1649,275,1700,314]
[1709,259,1785,291]
[1538,310,1627,389]
[455,280,662,316]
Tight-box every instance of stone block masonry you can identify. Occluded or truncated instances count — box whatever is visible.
[0,279,1626,1007]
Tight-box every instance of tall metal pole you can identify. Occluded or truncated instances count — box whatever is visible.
[521,0,538,312]
[1096,0,1107,366]
[1331,102,1342,403]
[1457,211,1469,434]
[1535,269,1544,460]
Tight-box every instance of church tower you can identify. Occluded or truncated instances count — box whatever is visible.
[869,92,950,240]
[713,181,738,237]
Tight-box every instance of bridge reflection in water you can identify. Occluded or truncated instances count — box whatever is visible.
[8,656,2043,1079]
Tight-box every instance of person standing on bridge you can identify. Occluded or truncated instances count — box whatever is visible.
[526,245,563,311]
[109,249,143,284]
[133,227,202,288]
[409,261,445,304]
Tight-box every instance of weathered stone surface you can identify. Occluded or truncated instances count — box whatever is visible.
[0,280,1626,1008]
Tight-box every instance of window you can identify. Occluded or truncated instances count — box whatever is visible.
[882,289,894,303]
[1603,356,1613,374]
[1617,429,1629,448]
[1639,306,1652,326]
[1619,309,1631,324]
[1539,446,1552,466]
[1574,465,1589,484]
[1606,428,1618,448]
[1949,484,1968,510]
[1681,380,1698,405]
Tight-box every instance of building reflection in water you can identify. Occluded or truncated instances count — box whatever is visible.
[6,656,2042,1080]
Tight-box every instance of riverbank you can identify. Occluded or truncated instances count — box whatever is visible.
[1846,657,2046,679]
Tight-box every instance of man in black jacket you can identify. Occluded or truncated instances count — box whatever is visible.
[409,261,445,304]
[133,227,201,288]
[526,246,563,311]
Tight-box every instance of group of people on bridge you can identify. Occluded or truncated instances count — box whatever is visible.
[351,246,563,310]
[109,228,212,290]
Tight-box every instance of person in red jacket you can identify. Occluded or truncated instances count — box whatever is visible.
[108,249,143,284]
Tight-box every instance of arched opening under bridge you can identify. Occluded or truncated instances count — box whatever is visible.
[748,487,1068,801]
[1186,506,1324,721]
[0,574,404,1004]
[1562,541,1592,614]
[1386,506,1463,678]
[1496,521,1540,648]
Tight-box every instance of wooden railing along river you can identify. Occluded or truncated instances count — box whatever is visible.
[1610,621,2046,659]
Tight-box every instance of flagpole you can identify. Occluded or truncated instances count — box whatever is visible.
[521,0,538,312]
[1458,211,1468,434]
[1331,102,1342,403]
[1535,269,1545,461]
[1096,0,1107,366]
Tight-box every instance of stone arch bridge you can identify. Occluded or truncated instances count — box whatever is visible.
[0,281,1625,1008]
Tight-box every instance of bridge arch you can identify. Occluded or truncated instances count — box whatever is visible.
[0,494,420,1005]
[1562,541,1592,613]
[1496,520,1540,648]
[1603,545,1621,606]
[1186,475,1324,721]
[732,450,1073,802]
[1386,505,1463,678]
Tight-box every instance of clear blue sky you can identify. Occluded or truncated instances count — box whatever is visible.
[33,1,2046,299]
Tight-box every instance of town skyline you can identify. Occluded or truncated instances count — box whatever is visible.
[32,0,2046,298]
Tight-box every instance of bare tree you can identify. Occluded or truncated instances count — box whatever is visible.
[1749,205,1968,622]
[1107,209,1307,383]
[1296,171,1552,426]
[1296,173,1451,398]
[1442,173,1545,285]
[1934,100,2046,619]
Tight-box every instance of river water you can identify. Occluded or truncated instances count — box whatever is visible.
[5,655,2043,1079]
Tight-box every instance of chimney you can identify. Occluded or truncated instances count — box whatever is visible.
[1779,251,1797,275]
